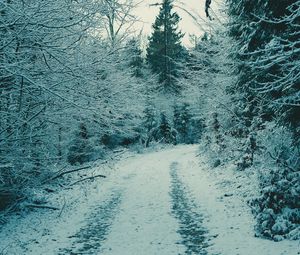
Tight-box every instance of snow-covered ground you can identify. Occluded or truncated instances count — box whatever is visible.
[0,145,299,255]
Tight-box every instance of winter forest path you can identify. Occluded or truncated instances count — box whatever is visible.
[0,146,298,255]
[60,145,212,255]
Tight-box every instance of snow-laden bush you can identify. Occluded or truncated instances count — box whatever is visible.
[251,123,300,240]
[199,107,251,169]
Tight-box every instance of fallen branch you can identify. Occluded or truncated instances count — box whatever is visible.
[25,204,59,210]
[70,174,106,186]
[51,164,68,176]
[113,149,125,154]
[44,165,92,183]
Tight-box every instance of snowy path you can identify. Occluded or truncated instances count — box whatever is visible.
[60,146,208,254]
[0,146,299,255]
[96,149,188,255]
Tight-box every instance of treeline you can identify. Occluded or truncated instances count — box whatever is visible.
[187,0,300,241]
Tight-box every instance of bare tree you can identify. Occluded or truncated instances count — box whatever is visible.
[0,0,145,205]
[100,0,139,47]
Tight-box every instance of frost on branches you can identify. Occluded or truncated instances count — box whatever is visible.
[251,124,300,241]
[0,0,145,209]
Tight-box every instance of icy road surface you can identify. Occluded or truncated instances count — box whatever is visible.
[0,145,298,255]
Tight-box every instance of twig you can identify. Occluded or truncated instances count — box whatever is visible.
[70,174,106,186]
[52,165,68,175]
[58,197,66,217]
[25,204,59,210]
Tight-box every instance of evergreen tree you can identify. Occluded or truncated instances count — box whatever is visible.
[125,38,144,77]
[227,0,300,133]
[158,112,176,144]
[173,103,190,143]
[140,103,158,147]
[227,0,300,240]
[173,103,203,144]
[143,104,157,133]
[146,0,185,93]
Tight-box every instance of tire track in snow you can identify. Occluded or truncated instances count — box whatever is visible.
[170,161,211,255]
[58,190,122,255]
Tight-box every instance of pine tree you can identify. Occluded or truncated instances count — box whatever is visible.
[125,38,144,77]
[158,112,176,144]
[173,103,190,143]
[227,0,300,240]
[143,104,157,132]
[146,0,185,93]
[227,0,300,132]
[140,103,158,147]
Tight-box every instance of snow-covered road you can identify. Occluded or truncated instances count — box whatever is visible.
[0,146,298,255]
[60,146,207,254]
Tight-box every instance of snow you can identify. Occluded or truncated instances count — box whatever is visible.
[98,149,186,255]
[0,145,299,255]
[177,149,299,255]
[0,156,132,255]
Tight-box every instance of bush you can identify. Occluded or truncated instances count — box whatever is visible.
[251,123,300,240]
[252,169,300,240]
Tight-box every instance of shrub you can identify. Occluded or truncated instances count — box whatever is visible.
[251,123,300,240]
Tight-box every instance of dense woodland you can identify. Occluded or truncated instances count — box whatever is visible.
[0,0,299,241]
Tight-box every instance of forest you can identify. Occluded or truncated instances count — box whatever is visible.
[0,0,299,253]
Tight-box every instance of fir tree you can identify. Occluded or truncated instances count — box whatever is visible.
[140,103,158,147]
[173,103,190,143]
[227,0,300,132]
[125,38,144,77]
[158,112,176,144]
[146,0,185,93]
[143,104,157,133]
